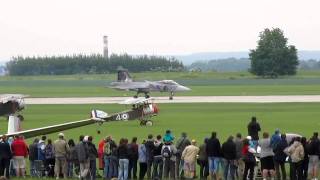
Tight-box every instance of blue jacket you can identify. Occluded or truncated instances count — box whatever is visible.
[138,144,146,163]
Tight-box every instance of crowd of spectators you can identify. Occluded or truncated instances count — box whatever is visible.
[0,116,320,180]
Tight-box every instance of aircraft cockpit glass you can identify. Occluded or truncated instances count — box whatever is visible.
[160,80,178,85]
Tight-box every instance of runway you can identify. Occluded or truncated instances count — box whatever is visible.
[25,95,320,104]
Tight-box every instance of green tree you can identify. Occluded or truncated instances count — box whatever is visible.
[249,28,298,78]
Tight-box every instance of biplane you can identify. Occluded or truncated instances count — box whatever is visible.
[0,96,159,139]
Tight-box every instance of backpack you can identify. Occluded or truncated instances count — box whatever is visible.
[103,142,112,156]
[162,145,172,159]
[45,144,55,159]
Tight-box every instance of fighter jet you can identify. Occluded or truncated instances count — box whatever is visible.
[109,69,191,100]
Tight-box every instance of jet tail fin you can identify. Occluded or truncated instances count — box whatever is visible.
[117,70,132,82]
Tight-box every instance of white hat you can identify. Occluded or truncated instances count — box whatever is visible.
[246,136,252,140]
[58,132,64,137]
[84,135,89,142]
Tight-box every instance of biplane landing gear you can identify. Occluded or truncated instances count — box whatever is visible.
[140,120,153,126]
[145,94,150,98]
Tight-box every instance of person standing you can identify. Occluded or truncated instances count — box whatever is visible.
[247,116,261,145]
[234,133,244,179]
[270,129,281,149]
[53,133,69,179]
[0,135,12,179]
[66,139,76,178]
[45,139,55,177]
[145,134,155,179]
[152,135,163,179]
[128,137,138,179]
[175,132,191,178]
[306,132,320,180]
[258,132,275,179]
[197,138,209,180]
[38,136,47,163]
[103,136,118,179]
[117,138,129,180]
[11,135,28,178]
[76,135,90,180]
[273,134,288,180]
[206,132,223,180]
[87,136,98,180]
[28,138,39,177]
[138,140,147,180]
[181,139,199,179]
[162,140,177,179]
[221,136,237,180]
[241,138,256,180]
[286,137,305,180]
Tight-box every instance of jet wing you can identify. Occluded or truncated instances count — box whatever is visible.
[0,94,28,103]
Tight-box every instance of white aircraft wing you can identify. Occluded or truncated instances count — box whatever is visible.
[0,118,97,139]
[0,94,28,103]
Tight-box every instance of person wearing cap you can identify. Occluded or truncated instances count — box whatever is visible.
[53,132,70,179]
[181,139,199,179]
[175,132,191,178]
[222,136,237,180]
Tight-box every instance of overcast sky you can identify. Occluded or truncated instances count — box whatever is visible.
[0,0,319,61]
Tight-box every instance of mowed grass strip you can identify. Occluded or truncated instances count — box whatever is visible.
[1,71,320,97]
[1,103,319,145]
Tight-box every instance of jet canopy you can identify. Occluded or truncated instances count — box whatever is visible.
[158,80,179,85]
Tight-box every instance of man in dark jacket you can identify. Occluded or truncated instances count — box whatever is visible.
[145,134,155,179]
[273,134,288,180]
[87,136,98,180]
[247,116,261,143]
[175,132,191,178]
[28,138,39,177]
[206,132,223,180]
[153,135,163,179]
[222,136,237,180]
[128,137,139,179]
[75,135,89,180]
[0,135,12,179]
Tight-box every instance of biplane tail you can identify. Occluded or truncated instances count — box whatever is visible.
[7,115,23,134]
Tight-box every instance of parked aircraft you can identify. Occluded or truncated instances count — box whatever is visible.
[109,69,191,100]
[0,96,158,139]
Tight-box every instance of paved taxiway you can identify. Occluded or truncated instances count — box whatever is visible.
[25,95,320,104]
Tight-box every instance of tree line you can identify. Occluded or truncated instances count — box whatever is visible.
[6,54,184,75]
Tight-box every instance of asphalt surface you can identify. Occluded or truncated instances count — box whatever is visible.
[25,95,320,104]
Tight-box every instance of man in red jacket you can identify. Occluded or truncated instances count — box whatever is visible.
[11,135,28,177]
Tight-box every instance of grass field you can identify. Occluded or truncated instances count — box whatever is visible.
[1,103,319,144]
[0,71,320,97]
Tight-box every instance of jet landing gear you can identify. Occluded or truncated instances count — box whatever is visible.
[134,93,150,99]
[140,119,153,126]
[169,92,174,100]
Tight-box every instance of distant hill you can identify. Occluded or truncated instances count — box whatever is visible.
[175,50,320,65]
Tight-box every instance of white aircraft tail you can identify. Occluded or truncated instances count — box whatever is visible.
[91,110,109,121]
[7,115,22,134]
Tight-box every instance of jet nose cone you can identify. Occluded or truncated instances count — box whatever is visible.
[176,85,191,91]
